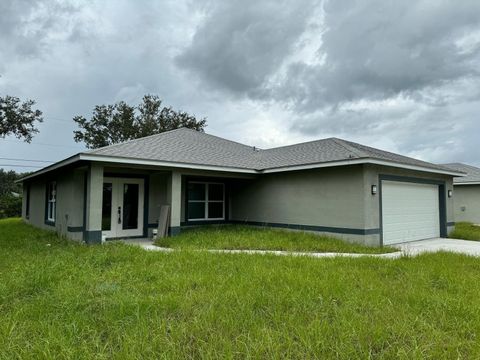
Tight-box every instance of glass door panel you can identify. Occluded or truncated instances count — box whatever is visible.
[102,183,113,231]
[122,183,139,230]
[101,177,144,239]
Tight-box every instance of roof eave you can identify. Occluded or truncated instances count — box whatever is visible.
[16,153,464,183]
[453,181,480,185]
[79,153,258,174]
[261,158,466,176]
[15,154,82,183]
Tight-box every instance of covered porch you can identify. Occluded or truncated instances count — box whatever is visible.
[83,163,256,244]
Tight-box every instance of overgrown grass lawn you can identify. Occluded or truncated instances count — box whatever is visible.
[450,222,480,241]
[2,219,480,358]
[156,225,396,254]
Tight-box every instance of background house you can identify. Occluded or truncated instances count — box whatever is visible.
[443,163,480,224]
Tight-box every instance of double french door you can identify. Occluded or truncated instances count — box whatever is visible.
[102,177,144,239]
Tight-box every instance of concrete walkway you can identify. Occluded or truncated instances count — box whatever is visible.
[123,237,480,258]
[396,238,480,257]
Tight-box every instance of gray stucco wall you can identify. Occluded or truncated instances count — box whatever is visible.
[452,185,480,224]
[229,164,455,246]
[230,165,365,228]
[22,161,456,246]
[22,168,86,241]
[229,165,377,244]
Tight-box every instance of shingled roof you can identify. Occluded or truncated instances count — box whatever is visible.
[442,163,480,184]
[19,128,464,182]
[86,128,457,173]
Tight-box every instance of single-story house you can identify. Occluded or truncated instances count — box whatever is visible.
[18,128,463,246]
[442,163,480,224]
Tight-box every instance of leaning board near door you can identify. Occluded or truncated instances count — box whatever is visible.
[157,205,171,238]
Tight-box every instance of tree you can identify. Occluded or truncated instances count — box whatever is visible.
[0,96,43,142]
[0,169,24,219]
[0,169,21,196]
[73,95,207,149]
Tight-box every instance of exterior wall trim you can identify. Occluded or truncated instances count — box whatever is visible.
[226,220,381,235]
[68,226,84,232]
[84,230,102,244]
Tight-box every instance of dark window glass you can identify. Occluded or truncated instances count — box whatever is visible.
[208,202,223,219]
[188,183,206,201]
[47,181,56,221]
[102,183,112,231]
[209,184,224,201]
[188,202,205,219]
[123,184,139,230]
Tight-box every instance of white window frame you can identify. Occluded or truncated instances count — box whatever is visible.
[187,181,225,221]
[47,181,56,222]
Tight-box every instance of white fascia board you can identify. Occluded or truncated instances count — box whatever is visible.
[79,154,258,174]
[16,154,81,182]
[18,153,464,182]
[261,158,466,177]
[453,182,480,185]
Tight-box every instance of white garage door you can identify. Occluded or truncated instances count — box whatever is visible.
[382,181,440,245]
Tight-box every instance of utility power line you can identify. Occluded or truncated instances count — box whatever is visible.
[0,138,83,149]
[0,157,55,163]
[0,164,44,168]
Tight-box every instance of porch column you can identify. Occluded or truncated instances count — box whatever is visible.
[84,163,104,244]
[167,171,182,235]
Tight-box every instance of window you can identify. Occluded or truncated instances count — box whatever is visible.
[47,181,56,222]
[187,182,225,221]
[25,184,30,219]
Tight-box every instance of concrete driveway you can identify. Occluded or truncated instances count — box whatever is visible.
[395,238,480,257]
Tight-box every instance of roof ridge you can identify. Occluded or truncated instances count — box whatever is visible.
[329,138,367,158]
[85,127,189,153]
[262,137,337,152]
[180,128,256,150]
[442,162,480,172]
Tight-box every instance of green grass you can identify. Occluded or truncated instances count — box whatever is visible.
[156,225,396,254]
[2,219,480,358]
[450,222,480,241]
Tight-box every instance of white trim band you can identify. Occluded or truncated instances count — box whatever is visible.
[17,153,465,182]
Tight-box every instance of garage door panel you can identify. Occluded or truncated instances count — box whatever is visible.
[382,181,440,245]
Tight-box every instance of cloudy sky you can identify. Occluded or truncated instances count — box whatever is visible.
[1,0,480,172]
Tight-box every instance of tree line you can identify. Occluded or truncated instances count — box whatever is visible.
[0,93,207,217]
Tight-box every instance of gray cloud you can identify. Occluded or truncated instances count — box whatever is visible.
[1,0,480,172]
[277,0,480,112]
[0,0,82,60]
[176,0,320,96]
[176,0,480,166]
[177,0,480,110]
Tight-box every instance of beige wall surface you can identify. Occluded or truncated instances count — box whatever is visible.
[452,185,480,223]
